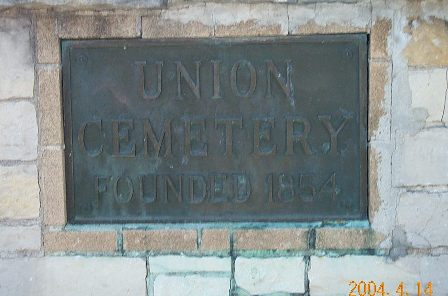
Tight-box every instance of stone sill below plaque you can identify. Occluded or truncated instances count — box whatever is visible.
[42,221,387,255]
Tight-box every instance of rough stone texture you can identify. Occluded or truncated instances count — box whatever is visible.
[368,145,381,221]
[124,229,197,252]
[316,228,383,249]
[309,255,448,296]
[38,68,63,146]
[404,18,448,67]
[369,141,394,241]
[0,225,41,252]
[370,18,392,60]
[395,128,448,186]
[0,101,38,161]
[234,229,308,250]
[409,68,447,123]
[0,18,34,100]
[148,255,231,273]
[168,0,296,4]
[153,275,230,296]
[58,14,140,38]
[142,7,213,38]
[35,16,59,64]
[200,229,230,252]
[44,231,117,253]
[369,61,392,140]
[212,3,288,37]
[397,191,448,248]
[0,164,39,219]
[0,256,147,296]
[0,0,163,8]
[289,2,370,35]
[40,149,66,226]
[235,257,305,294]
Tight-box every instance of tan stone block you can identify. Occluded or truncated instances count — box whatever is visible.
[200,229,229,252]
[289,2,369,35]
[123,229,197,252]
[369,61,390,141]
[36,16,59,64]
[212,3,288,37]
[142,8,213,38]
[38,68,63,146]
[154,275,230,295]
[0,18,34,100]
[143,17,212,38]
[0,164,39,219]
[0,101,38,160]
[294,21,366,35]
[215,21,284,37]
[234,229,308,251]
[40,149,66,226]
[44,231,117,253]
[369,146,381,221]
[404,17,448,66]
[0,256,147,296]
[58,14,140,39]
[370,18,392,60]
[315,228,384,249]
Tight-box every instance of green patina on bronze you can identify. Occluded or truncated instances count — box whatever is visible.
[62,35,368,223]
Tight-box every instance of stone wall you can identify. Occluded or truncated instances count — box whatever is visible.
[0,0,447,295]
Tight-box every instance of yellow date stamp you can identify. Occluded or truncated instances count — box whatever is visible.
[348,281,433,296]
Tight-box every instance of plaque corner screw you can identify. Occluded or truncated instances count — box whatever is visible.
[344,49,353,58]
[77,54,88,65]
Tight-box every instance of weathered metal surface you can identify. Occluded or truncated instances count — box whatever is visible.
[62,35,368,224]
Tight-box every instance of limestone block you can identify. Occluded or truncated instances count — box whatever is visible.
[200,229,230,252]
[40,149,66,226]
[397,191,448,248]
[369,141,394,240]
[316,228,384,249]
[0,18,34,100]
[369,61,392,141]
[234,257,305,294]
[148,255,231,273]
[153,275,230,296]
[58,14,140,39]
[0,225,40,252]
[123,229,197,252]
[309,255,448,296]
[370,18,392,60]
[211,3,288,37]
[0,164,39,219]
[289,2,370,34]
[404,18,448,67]
[142,6,213,38]
[234,228,308,250]
[35,16,59,64]
[0,0,163,7]
[38,67,63,146]
[395,128,448,186]
[0,101,38,161]
[44,231,117,253]
[0,256,147,296]
[409,68,447,123]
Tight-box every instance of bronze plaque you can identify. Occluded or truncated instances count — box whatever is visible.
[63,35,367,223]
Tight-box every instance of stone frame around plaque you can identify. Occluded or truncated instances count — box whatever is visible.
[33,7,392,254]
